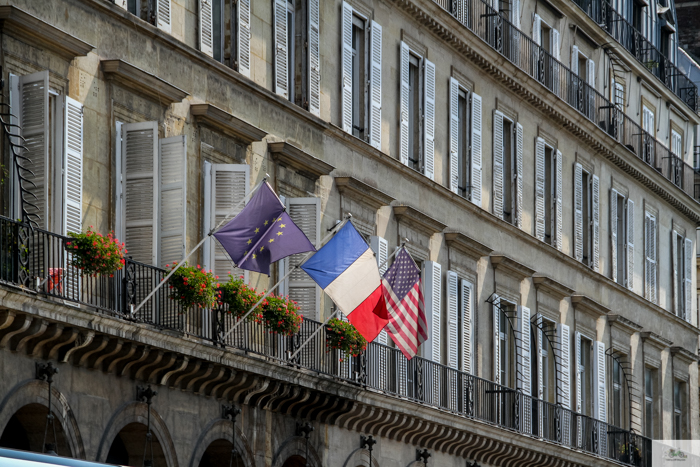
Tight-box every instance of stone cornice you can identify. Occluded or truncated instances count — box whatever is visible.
[640,331,673,351]
[101,59,188,105]
[490,254,536,281]
[671,346,699,365]
[532,274,575,300]
[334,175,395,211]
[0,6,94,60]
[191,104,267,144]
[443,230,492,261]
[392,203,447,238]
[268,142,335,179]
[571,294,610,317]
[608,314,643,333]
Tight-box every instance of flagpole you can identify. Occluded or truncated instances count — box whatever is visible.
[287,240,407,361]
[218,215,352,341]
[130,177,269,316]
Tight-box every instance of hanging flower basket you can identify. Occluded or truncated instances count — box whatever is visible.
[219,274,261,319]
[253,294,303,336]
[166,263,219,311]
[66,227,126,277]
[325,318,366,361]
[619,443,642,466]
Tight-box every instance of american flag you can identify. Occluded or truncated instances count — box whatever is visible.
[381,248,427,359]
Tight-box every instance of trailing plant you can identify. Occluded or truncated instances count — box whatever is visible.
[325,317,366,361]
[219,274,261,319]
[66,227,126,277]
[166,262,219,311]
[253,294,303,336]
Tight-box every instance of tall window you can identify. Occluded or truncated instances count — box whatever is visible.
[579,337,593,417]
[449,79,481,204]
[611,357,625,428]
[616,192,626,285]
[582,170,592,264]
[351,16,367,140]
[287,0,296,103]
[575,163,599,269]
[408,53,422,172]
[544,146,555,244]
[611,190,633,289]
[458,89,470,198]
[673,380,685,439]
[540,321,556,403]
[673,231,692,321]
[642,105,655,164]
[644,367,655,438]
[502,119,516,224]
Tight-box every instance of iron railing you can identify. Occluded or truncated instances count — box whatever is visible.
[0,215,651,466]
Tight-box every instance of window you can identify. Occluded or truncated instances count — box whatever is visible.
[642,105,655,164]
[197,0,251,74]
[644,367,655,438]
[571,46,595,118]
[671,129,683,157]
[644,212,657,303]
[119,0,171,32]
[673,380,686,439]
[446,271,474,378]
[532,15,560,92]
[574,164,599,269]
[578,336,593,417]
[494,112,522,227]
[609,78,624,140]
[495,300,516,388]
[672,231,692,321]
[611,357,625,428]
[408,54,421,172]
[457,89,470,197]
[449,79,482,205]
[350,17,367,139]
[611,190,633,289]
[540,320,556,403]
[535,139,562,248]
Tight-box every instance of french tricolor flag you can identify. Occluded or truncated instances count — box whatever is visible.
[301,222,388,341]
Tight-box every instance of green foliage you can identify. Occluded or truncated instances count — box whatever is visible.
[219,274,261,319]
[252,293,303,336]
[326,317,367,361]
[167,262,219,311]
[66,227,126,277]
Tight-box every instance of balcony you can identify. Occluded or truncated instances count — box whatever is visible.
[0,215,651,466]
[432,0,696,199]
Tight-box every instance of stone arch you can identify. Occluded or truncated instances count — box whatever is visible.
[271,436,322,467]
[342,447,381,467]
[0,379,85,459]
[96,401,178,467]
[189,419,255,467]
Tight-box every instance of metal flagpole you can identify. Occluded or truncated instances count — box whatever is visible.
[131,176,270,316]
[287,241,406,361]
[218,215,352,342]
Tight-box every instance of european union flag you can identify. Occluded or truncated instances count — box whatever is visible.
[213,182,315,275]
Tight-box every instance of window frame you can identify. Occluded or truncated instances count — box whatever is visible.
[407,52,423,173]
[457,87,471,200]
[350,13,369,141]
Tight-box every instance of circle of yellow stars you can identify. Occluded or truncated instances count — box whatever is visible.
[245,216,286,260]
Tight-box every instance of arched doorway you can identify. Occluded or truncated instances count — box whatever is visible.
[0,403,72,456]
[197,439,244,467]
[105,422,167,467]
[281,455,306,467]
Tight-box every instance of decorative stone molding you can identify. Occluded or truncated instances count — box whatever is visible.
[670,346,699,365]
[335,176,395,211]
[268,142,335,180]
[392,204,447,239]
[101,59,189,106]
[443,230,492,262]
[490,254,536,281]
[570,294,610,317]
[640,331,673,351]
[532,274,575,300]
[607,314,643,333]
[191,104,267,145]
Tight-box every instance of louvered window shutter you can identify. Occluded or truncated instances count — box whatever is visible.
[238,0,251,77]
[446,271,459,369]
[574,331,582,413]
[122,122,159,266]
[571,46,579,75]
[115,122,124,241]
[63,96,83,236]
[461,280,473,374]
[273,0,288,98]
[114,0,127,8]
[493,111,504,219]
[199,0,214,57]
[552,29,561,95]
[574,163,583,261]
[515,123,524,228]
[158,136,187,268]
[555,150,563,250]
[308,0,321,116]
[626,199,634,291]
[341,3,353,134]
[470,93,482,207]
[512,0,520,27]
[449,78,460,194]
[399,43,410,166]
[368,21,382,150]
[595,341,607,455]
[592,175,600,271]
[673,230,680,316]
[685,237,692,323]
[556,323,571,410]
[19,71,50,229]
[519,306,532,434]
[423,261,441,363]
[537,319,544,400]
[423,59,436,181]
[493,297,501,385]
[370,234,388,376]
[532,14,542,46]
[587,59,595,88]
[156,0,172,33]
[645,213,657,303]
[535,137,546,241]
[287,198,321,319]
[610,190,618,283]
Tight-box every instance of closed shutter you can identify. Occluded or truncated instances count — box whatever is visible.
[287,198,321,319]
[470,93,482,207]
[159,136,187,268]
[532,14,541,46]
[552,29,561,96]
[399,42,410,166]
[308,0,321,116]
[592,175,600,272]
[587,59,595,117]
[574,331,582,413]
[273,0,288,98]
[512,0,520,27]
[424,261,441,363]
[611,190,618,283]
[368,21,382,150]
[446,271,459,369]
[534,137,546,241]
[449,78,460,194]
[555,149,563,250]
[587,59,595,89]
[574,163,583,261]
[238,0,252,77]
[370,236,388,274]
[645,213,657,303]
[493,297,501,385]
[461,280,473,374]
[199,0,214,57]
[115,122,124,241]
[493,111,504,219]
[685,237,692,323]
[571,46,579,75]
[556,323,571,410]
[156,0,172,33]
[515,123,524,228]
[340,3,353,134]
[673,230,680,316]
[537,319,544,400]
[122,121,159,266]
[63,97,83,235]
[423,59,436,181]
[519,306,532,434]
[595,341,607,455]
[626,199,634,290]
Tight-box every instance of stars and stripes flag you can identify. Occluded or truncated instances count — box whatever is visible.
[381,248,427,359]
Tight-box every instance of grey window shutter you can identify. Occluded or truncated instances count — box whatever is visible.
[63,96,84,236]
[199,0,214,57]
[493,110,504,219]
[159,135,187,268]
[423,59,436,181]
[518,306,532,434]
[627,199,634,290]
[534,137,546,241]
[587,58,596,88]
[556,323,571,410]
[368,21,382,150]
[370,235,388,274]
[399,42,410,166]
[552,29,561,95]
[424,261,442,364]
[532,14,541,46]
[238,0,252,77]
[685,237,693,323]
[574,163,583,262]
[341,2,353,134]
[493,297,501,385]
[8,74,20,221]
[673,230,680,316]
[461,280,473,374]
[273,0,288,98]
[592,174,600,272]
[470,93,482,207]
[308,0,321,116]
[115,122,124,241]
[449,78,460,194]
[587,59,596,117]
[446,271,459,369]
[156,0,172,33]
[122,121,159,266]
[645,213,657,304]
[574,331,582,413]
[537,318,544,401]
[594,340,607,456]
[571,45,579,75]
[515,123,524,228]
[555,149,563,250]
[512,0,520,27]
[645,214,650,300]
[287,198,321,319]
[610,190,618,283]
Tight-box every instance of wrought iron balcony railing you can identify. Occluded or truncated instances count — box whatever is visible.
[0,215,651,466]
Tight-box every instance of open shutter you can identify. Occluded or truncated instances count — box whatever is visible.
[446,271,459,369]
[556,323,571,410]
[156,0,172,33]
[611,190,618,283]
[532,14,541,45]
[574,163,583,262]
[370,235,388,388]
[685,237,692,323]
[341,2,353,134]
[627,199,634,290]
[587,59,595,89]
[368,21,382,150]
[424,261,441,363]
[370,236,389,274]
[571,45,579,75]
[592,175,600,272]
[449,78,460,194]
[574,331,582,413]
[552,29,561,95]
[63,97,83,235]
[199,0,214,57]
[515,123,524,229]
[273,0,288,98]
[645,213,657,304]
[537,320,544,400]
[238,0,252,77]
[587,59,595,117]
[159,136,187,268]
[673,231,680,316]
[519,306,532,434]
[493,297,501,385]
[114,0,127,9]
[461,280,473,374]
[423,59,436,181]
[595,341,607,455]
[534,137,546,241]
[123,121,159,266]
[399,42,410,166]
[493,111,504,219]
[471,93,482,207]
[115,122,124,241]
[512,0,520,27]
[555,149,563,250]
[287,198,321,319]
[308,0,321,116]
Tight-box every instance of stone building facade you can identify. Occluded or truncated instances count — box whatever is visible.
[0,0,698,466]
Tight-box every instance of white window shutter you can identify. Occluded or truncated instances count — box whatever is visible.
[199,0,214,57]
[115,122,124,241]
[340,3,353,134]
[461,280,473,374]
[368,21,382,150]
[685,237,693,323]
[122,121,159,266]
[534,137,546,241]
[159,135,187,268]
[575,331,583,414]
[493,297,500,385]
[519,306,532,435]
[470,93,482,207]
[238,0,252,77]
[537,320,544,400]
[399,42,410,166]
[156,0,172,33]
[493,111,504,219]
[515,123,524,229]
[63,96,83,236]
[449,78,460,194]
[592,175,600,272]
[574,163,583,262]
[552,28,561,60]
[423,261,442,363]
[645,213,657,304]
[308,0,321,116]
[273,0,288,98]
[555,149,563,251]
[673,230,680,316]
[446,271,459,369]
[571,45,579,75]
[370,235,389,274]
[610,190,618,283]
[114,0,127,9]
[423,59,436,181]
[287,198,321,319]
[532,14,542,46]
[626,199,634,291]
[587,59,595,89]
[8,74,20,221]
[512,0,520,27]
[595,341,607,455]
[556,323,571,410]
[650,215,656,304]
